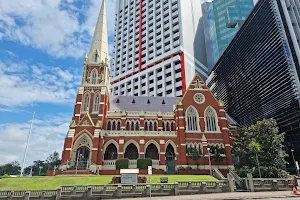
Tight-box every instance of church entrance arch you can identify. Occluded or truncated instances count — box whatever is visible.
[104,143,118,160]
[73,134,92,169]
[145,144,159,160]
[165,144,175,174]
[124,144,139,160]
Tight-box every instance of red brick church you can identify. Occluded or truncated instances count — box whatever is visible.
[60,0,237,174]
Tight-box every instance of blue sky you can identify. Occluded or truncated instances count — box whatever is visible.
[0,0,116,165]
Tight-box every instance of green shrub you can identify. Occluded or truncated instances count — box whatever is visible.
[2,174,10,179]
[137,158,152,169]
[116,159,129,170]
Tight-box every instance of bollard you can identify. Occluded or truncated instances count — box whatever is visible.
[159,184,164,193]
[23,191,30,200]
[40,191,46,199]
[103,185,107,194]
[174,183,179,196]
[117,185,122,198]
[202,182,208,193]
[87,187,92,198]
[72,186,77,195]
[56,188,61,200]
[8,191,14,200]
[188,182,192,190]
[247,174,254,192]
[146,185,151,197]
[271,180,279,191]
[227,173,235,192]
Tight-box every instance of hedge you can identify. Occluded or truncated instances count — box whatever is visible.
[116,159,129,170]
[137,158,152,169]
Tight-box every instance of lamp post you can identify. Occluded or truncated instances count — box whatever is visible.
[291,149,300,176]
[207,147,212,175]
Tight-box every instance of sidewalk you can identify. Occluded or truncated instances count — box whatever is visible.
[115,191,300,200]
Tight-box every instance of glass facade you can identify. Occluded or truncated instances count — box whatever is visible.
[206,0,300,172]
[202,0,254,71]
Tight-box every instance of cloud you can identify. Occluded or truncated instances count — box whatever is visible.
[0,58,81,108]
[0,113,69,166]
[0,0,116,58]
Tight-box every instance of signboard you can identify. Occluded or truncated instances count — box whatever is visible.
[121,174,137,184]
[296,161,299,171]
[148,166,152,175]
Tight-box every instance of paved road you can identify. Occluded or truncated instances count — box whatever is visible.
[113,191,300,200]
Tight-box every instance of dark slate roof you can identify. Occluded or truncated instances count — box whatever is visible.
[226,113,239,126]
[109,95,239,126]
[109,95,180,112]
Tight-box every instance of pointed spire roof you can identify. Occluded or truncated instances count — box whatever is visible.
[87,0,109,65]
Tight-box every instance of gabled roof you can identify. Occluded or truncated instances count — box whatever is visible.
[226,113,239,126]
[109,95,180,112]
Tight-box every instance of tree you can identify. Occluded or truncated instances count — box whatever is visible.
[208,145,226,162]
[249,141,262,178]
[187,147,203,169]
[233,119,288,178]
[0,161,21,176]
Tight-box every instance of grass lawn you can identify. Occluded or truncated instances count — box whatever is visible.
[0,175,216,191]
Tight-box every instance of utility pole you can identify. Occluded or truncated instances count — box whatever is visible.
[20,111,35,177]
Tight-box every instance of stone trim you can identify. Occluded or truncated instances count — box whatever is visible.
[76,102,82,104]
[103,131,176,138]
[65,148,72,151]
[75,114,81,117]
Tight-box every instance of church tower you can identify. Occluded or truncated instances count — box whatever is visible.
[61,0,110,170]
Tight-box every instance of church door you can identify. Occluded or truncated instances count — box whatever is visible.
[76,146,90,169]
[165,144,176,174]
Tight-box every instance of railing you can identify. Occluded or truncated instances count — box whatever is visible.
[1,177,295,199]
[103,130,176,138]
[103,160,116,170]
[102,159,160,170]
[129,160,137,169]
[152,160,159,168]
[213,168,226,180]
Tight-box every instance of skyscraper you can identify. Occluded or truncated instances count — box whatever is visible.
[206,0,300,170]
[110,0,208,97]
[202,0,254,70]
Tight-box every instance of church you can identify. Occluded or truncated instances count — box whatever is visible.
[60,0,237,175]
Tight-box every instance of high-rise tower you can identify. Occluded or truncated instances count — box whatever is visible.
[110,0,208,97]
[202,0,254,71]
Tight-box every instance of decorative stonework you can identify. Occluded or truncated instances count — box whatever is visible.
[194,93,205,104]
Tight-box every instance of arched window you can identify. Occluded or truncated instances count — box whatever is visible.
[206,107,217,131]
[186,107,199,131]
[112,121,116,130]
[83,93,90,112]
[171,122,175,131]
[135,122,139,131]
[107,121,111,130]
[117,121,121,130]
[149,122,153,131]
[154,121,158,131]
[93,94,100,112]
[162,121,165,131]
[195,80,201,88]
[91,70,97,84]
[131,121,135,131]
[166,122,170,131]
[144,121,148,131]
[126,121,130,130]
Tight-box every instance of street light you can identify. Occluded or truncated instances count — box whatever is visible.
[207,147,212,176]
[291,149,300,176]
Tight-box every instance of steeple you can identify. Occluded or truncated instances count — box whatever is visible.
[87,0,109,65]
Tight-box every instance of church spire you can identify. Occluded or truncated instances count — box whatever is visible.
[87,0,109,65]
